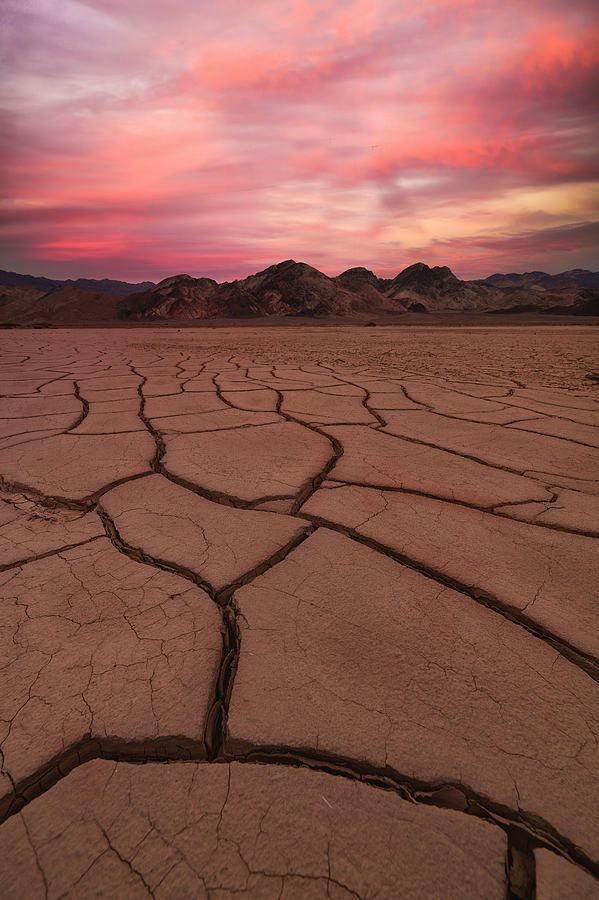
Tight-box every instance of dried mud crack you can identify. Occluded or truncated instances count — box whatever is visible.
[228,746,599,880]
[0,328,597,899]
[300,513,599,680]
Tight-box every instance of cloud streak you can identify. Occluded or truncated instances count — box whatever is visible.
[1,0,597,280]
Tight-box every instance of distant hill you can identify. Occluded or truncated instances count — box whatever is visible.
[0,283,119,324]
[480,269,599,293]
[336,264,599,312]
[1,262,597,324]
[0,269,155,297]
[478,269,599,314]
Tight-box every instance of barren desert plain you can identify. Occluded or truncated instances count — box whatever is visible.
[0,322,598,899]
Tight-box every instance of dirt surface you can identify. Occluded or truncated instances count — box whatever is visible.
[0,325,597,898]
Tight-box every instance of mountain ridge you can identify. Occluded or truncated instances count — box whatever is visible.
[0,269,156,297]
[1,263,597,323]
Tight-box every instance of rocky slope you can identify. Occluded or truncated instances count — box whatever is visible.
[0,283,46,308]
[477,268,599,313]
[545,292,599,316]
[120,259,512,320]
[120,274,222,319]
[336,263,599,312]
[120,260,401,320]
[335,263,503,311]
[0,284,118,324]
[383,263,505,310]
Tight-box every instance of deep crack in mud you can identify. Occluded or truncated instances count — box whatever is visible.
[0,326,598,899]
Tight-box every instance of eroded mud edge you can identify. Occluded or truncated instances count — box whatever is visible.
[3,734,599,897]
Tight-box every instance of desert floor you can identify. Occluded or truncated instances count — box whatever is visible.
[0,325,597,899]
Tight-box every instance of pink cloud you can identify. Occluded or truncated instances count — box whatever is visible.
[406,221,599,279]
[0,0,597,281]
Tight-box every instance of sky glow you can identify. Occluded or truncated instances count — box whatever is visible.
[1,0,598,281]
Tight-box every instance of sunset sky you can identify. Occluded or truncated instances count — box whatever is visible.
[1,0,598,282]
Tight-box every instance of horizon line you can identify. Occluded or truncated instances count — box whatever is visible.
[2,259,597,288]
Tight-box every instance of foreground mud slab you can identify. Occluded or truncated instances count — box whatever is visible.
[0,327,597,897]
[301,483,599,658]
[0,539,221,814]
[228,529,598,860]
[99,474,309,592]
[535,849,599,899]
[0,760,507,899]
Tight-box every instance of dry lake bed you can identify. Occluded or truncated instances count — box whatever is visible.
[0,324,598,899]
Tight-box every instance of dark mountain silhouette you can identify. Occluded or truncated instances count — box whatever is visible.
[480,269,599,293]
[0,269,155,297]
[1,262,597,324]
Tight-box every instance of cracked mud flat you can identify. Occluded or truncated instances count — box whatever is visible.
[0,325,597,899]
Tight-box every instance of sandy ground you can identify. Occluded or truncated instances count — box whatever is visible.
[0,325,597,899]
[7,321,596,388]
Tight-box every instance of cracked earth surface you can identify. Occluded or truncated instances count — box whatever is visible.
[0,326,597,899]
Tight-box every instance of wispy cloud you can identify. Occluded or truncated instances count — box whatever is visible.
[1,0,597,280]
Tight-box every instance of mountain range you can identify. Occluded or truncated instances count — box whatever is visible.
[1,262,597,324]
[0,269,155,297]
